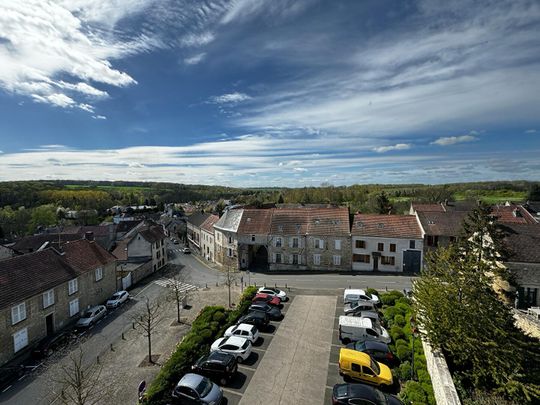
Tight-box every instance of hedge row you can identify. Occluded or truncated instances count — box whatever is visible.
[376,290,435,405]
[144,286,258,404]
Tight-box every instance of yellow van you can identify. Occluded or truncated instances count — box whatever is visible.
[338,348,393,388]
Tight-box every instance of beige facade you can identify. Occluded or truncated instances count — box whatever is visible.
[214,229,239,269]
[351,236,423,272]
[201,228,215,262]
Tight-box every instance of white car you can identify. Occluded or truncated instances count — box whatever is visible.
[224,323,259,343]
[343,288,379,305]
[257,287,288,302]
[210,336,252,363]
[106,290,129,309]
[76,305,107,328]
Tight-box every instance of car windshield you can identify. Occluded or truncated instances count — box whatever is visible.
[373,324,382,334]
[370,358,380,375]
[241,341,250,350]
[195,378,212,397]
[249,325,257,334]
[355,342,366,351]
[83,311,93,318]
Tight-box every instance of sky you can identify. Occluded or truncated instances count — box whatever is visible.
[0,0,539,187]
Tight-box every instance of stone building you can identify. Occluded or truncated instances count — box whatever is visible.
[0,240,116,367]
[237,209,273,270]
[214,209,243,269]
[200,214,219,262]
[186,212,211,254]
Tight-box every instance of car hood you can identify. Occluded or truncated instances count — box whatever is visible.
[378,362,393,385]
[211,338,224,351]
[224,326,235,336]
[202,382,223,403]
[380,327,391,343]
[76,318,92,326]
[371,294,380,303]
[106,300,118,305]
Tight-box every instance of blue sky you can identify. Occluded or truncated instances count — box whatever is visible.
[0,0,539,187]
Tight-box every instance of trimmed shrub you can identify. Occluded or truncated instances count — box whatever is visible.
[397,361,412,381]
[390,325,405,342]
[396,343,412,362]
[366,288,380,297]
[394,314,406,327]
[380,290,404,306]
[400,381,429,404]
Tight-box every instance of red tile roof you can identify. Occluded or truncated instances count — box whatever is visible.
[238,209,273,234]
[491,205,537,224]
[411,203,445,213]
[416,211,468,236]
[352,214,423,239]
[62,239,116,272]
[269,207,350,236]
[201,214,219,233]
[500,224,540,263]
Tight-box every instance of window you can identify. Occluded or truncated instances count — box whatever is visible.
[314,239,323,249]
[292,237,299,248]
[351,363,361,372]
[427,235,439,247]
[335,239,341,250]
[275,237,282,247]
[278,225,283,232]
[69,298,79,317]
[228,236,232,244]
[381,256,395,266]
[313,254,321,265]
[251,235,255,242]
[275,253,282,263]
[361,366,375,376]
[43,289,55,308]
[11,302,26,325]
[228,248,233,257]
[333,255,341,266]
[409,240,415,249]
[292,254,299,265]
[390,244,396,252]
[353,254,370,263]
[377,243,384,251]
[95,267,103,281]
[13,328,28,353]
[68,278,78,295]
[355,240,366,249]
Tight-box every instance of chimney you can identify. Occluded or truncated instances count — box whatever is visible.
[444,199,449,206]
[85,231,94,241]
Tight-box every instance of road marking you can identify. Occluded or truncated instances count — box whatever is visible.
[329,362,339,366]
[251,347,266,353]
[331,344,342,348]
[222,387,243,396]
[238,364,257,371]
[154,278,198,292]
[17,374,27,381]
[1,385,12,393]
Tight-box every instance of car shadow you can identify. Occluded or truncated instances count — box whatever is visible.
[253,337,264,346]
[226,371,248,389]
[263,324,276,333]
[241,351,259,366]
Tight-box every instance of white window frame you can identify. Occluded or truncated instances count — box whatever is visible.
[333,255,341,266]
[69,298,80,317]
[291,237,299,248]
[11,302,26,325]
[13,328,28,353]
[95,267,103,281]
[335,239,342,250]
[315,239,324,249]
[68,278,78,295]
[43,289,55,308]
[313,254,321,265]
[275,237,282,248]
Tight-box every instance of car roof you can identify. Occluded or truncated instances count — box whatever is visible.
[224,336,248,346]
[340,348,371,365]
[363,340,389,351]
[242,311,265,319]
[179,373,204,388]
[207,351,235,363]
[337,383,381,401]
[236,323,254,331]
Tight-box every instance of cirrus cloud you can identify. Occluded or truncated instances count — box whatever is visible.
[431,135,477,146]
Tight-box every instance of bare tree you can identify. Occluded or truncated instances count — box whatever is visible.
[51,348,106,405]
[167,271,197,324]
[133,297,163,363]
[224,265,238,308]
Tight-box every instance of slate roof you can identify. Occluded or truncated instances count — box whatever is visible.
[416,211,469,236]
[11,233,82,254]
[0,239,116,310]
[214,209,243,232]
[500,224,540,263]
[186,212,211,228]
[115,220,143,234]
[352,214,423,239]
[238,209,273,234]
[138,226,166,243]
[201,214,219,233]
[491,205,537,224]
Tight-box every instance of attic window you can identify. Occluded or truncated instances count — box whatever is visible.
[356,221,363,228]
[247,217,252,222]
[428,220,435,225]
[295,224,301,231]
[378,223,384,229]
[332,220,341,225]
[314,219,320,224]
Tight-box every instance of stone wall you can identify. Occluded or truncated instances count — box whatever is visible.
[513,309,540,340]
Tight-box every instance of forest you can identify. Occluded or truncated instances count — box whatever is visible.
[0,180,538,240]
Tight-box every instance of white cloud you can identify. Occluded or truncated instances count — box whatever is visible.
[210,92,252,104]
[431,135,477,146]
[373,143,412,153]
[293,167,308,172]
[525,129,537,134]
[180,32,215,48]
[92,115,107,120]
[184,53,206,65]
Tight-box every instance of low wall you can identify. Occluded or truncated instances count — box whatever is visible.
[513,309,540,340]
[421,338,461,405]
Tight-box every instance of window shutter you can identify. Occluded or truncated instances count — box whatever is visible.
[289,238,293,248]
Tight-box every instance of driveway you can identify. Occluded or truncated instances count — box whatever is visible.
[239,295,337,405]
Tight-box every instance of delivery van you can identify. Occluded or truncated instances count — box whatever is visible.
[338,316,390,344]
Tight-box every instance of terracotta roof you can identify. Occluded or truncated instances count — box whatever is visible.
[491,205,537,224]
[139,226,166,243]
[186,212,211,228]
[416,211,468,236]
[270,207,350,236]
[201,214,219,233]
[62,239,116,272]
[238,209,273,234]
[352,214,422,239]
[500,224,540,263]
[11,233,82,254]
[112,239,130,261]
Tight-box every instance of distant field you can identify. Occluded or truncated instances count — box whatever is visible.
[389,197,413,203]
[453,190,526,203]
[64,184,151,193]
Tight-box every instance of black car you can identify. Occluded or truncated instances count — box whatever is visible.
[192,351,238,385]
[345,340,400,368]
[237,311,270,330]
[0,364,25,392]
[332,383,404,405]
[32,331,71,359]
[248,303,282,321]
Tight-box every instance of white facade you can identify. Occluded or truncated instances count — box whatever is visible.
[352,236,423,272]
[201,228,215,262]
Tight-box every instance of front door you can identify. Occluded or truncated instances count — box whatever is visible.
[372,252,380,271]
[403,250,421,273]
[45,313,54,336]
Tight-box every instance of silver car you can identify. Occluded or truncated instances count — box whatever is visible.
[75,305,107,328]
[172,373,223,404]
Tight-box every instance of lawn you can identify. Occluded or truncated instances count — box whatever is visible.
[453,190,526,203]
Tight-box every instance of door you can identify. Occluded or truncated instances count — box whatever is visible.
[122,272,132,290]
[403,250,421,273]
[372,252,379,271]
[45,313,54,336]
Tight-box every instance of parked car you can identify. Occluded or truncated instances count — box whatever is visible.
[106,290,129,309]
[249,303,283,321]
[339,349,393,390]
[75,305,107,328]
[348,310,385,326]
[211,336,252,363]
[339,316,390,344]
[172,239,179,244]
[346,340,400,368]
[172,373,223,404]
[332,383,404,405]
[257,286,288,301]
[182,247,191,254]
[224,323,259,343]
[344,301,377,315]
[252,293,281,307]
[31,330,71,358]
[192,351,238,386]
[236,311,270,331]
[344,289,380,305]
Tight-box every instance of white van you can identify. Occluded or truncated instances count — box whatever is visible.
[338,316,390,344]
[343,289,379,305]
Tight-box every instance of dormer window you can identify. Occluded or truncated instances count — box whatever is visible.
[278,225,283,232]
[378,223,384,229]
[428,220,435,225]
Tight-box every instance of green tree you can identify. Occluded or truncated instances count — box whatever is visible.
[28,204,57,234]
[527,183,540,200]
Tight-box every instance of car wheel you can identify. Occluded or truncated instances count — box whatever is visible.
[220,377,228,386]
[237,356,243,364]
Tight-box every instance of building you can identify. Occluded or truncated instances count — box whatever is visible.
[351,214,423,272]
[200,214,219,262]
[214,209,243,269]
[237,209,273,270]
[186,212,212,254]
[415,211,468,253]
[0,240,116,367]
[0,244,16,260]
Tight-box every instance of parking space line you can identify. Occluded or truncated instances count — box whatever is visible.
[329,362,339,366]
[238,364,257,371]
[251,347,266,353]
[222,387,243,396]
[331,344,341,348]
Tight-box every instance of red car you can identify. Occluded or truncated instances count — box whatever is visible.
[252,293,281,306]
